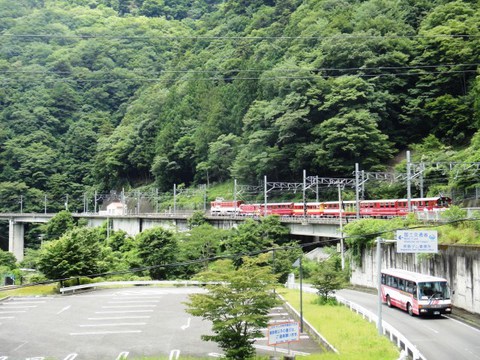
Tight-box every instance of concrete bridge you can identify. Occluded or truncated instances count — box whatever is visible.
[0,213,344,261]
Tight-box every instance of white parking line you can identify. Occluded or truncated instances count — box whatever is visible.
[3,301,45,305]
[0,311,26,314]
[63,353,78,360]
[108,300,160,304]
[0,316,15,319]
[102,305,157,308]
[95,310,154,314]
[57,305,71,315]
[79,322,147,327]
[70,330,142,336]
[0,306,37,309]
[116,352,129,360]
[88,316,151,320]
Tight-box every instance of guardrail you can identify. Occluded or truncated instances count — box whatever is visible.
[335,294,426,360]
[288,284,426,360]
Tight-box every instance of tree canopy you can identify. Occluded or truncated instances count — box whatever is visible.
[0,0,479,209]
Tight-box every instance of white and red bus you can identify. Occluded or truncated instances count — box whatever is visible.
[381,268,452,316]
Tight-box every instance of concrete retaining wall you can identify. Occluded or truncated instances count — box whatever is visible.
[351,244,480,314]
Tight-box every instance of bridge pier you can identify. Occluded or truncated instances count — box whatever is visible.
[8,219,24,261]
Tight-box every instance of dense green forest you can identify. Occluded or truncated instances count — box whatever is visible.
[1,0,480,216]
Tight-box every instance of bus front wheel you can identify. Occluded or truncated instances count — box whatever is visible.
[386,295,392,308]
[407,303,414,316]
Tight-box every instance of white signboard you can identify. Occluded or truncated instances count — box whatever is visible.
[267,322,299,345]
[396,230,438,253]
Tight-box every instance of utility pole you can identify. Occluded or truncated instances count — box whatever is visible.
[264,175,267,217]
[338,184,345,270]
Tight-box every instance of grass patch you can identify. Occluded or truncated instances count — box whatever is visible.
[280,289,399,360]
[0,284,58,298]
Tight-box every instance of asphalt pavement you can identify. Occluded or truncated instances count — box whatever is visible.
[0,287,323,360]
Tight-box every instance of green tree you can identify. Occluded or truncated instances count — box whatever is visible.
[176,223,226,277]
[309,109,394,174]
[38,227,104,279]
[42,210,75,241]
[224,216,290,267]
[312,252,348,303]
[185,257,280,360]
[136,227,178,279]
[0,249,17,269]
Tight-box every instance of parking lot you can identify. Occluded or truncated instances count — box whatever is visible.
[0,287,322,359]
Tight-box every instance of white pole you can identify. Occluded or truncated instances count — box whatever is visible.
[376,237,383,335]
[407,150,412,212]
[264,175,267,217]
[338,184,344,270]
[355,163,360,219]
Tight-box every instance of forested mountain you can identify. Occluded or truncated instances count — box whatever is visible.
[1,0,479,212]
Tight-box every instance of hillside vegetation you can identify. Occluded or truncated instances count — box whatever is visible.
[1,0,479,215]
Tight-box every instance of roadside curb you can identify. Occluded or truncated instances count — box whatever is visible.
[277,293,339,354]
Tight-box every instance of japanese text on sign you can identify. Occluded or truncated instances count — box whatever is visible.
[267,322,299,345]
[396,230,438,253]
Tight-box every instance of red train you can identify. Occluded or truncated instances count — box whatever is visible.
[210,196,451,218]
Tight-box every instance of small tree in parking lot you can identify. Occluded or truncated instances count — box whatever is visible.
[185,257,280,359]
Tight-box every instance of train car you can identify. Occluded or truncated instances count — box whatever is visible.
[293,202,324,217]
[322,200,356,217]
[210,196,451,218]
[359,196,451,217]
[261,202,294,216]
[239,203,261,216]
[210,198,243,216]
[240,203,294,216]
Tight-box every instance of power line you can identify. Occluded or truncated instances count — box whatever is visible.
[0,69,476,84]
[0,63,478,76]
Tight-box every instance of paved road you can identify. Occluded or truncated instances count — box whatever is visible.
[0,287,322,360]
[337,289,480,360]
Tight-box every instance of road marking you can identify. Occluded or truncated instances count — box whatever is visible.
[181,317,191,330]
[116,352,129,360]
[422,324,439,334]
[208,353,225,358]
[95,310,154,314]
[79,322,147,327]
[88,316,151,320]
[108,300,160,304]
[102,305,157,308]
[0,316,15,319]
[4,301,45,305]
[63,354,78,360]
[70,330,142,336]
[0,306,37,309]
[444,315,480,333]
[57,305,71,315]
[0,311,26,314]
[13,341,28,351]
[169,350,180,360]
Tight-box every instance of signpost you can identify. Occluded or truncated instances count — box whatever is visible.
[396,230,438,253]
[267,321,300,357]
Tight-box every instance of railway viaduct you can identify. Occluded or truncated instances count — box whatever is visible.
[0,212,344,261]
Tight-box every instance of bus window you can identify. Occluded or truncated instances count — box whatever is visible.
[398,278,405,291]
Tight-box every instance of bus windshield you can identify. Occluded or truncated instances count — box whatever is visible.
[418,281,450,300]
